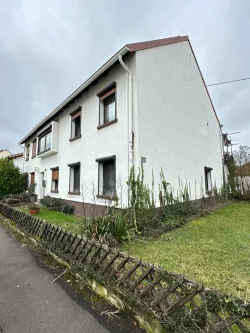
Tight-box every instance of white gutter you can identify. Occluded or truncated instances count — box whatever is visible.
[20,46,130,144]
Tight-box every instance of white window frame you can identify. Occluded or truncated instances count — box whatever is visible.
[204,167,213,194]
[68,162,81,194]
[96,155,116,197]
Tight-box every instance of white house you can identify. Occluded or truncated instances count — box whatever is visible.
[19,36,223,215]
[8,153,24,171]
[0,149,12,158]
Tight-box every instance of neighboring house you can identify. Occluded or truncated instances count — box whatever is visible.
[0,149,12,158]
[8,153,24,171]
[235,163,250,192]
[19,36,223,215]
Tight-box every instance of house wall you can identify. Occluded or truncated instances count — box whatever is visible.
[13,156,24,171]
[0,150,11,158]
[23,61,133,212]
[135,41,223,201]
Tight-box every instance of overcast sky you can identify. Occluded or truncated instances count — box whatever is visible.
[0,0,249,153]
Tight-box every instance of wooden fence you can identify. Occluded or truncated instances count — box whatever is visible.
[0,202,249,333]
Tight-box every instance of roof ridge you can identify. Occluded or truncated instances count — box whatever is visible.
[127,35,189,52]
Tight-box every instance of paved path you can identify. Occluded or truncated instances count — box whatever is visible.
[0,225,142,333]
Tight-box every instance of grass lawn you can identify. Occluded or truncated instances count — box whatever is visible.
[18,206,82,234]
[125,202,250,300]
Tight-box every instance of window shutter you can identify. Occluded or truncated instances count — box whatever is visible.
[32,140,37,156]
[30,173,35,184]
[71,110,81,120]
[99,87,116,101]
[52,169,59,181]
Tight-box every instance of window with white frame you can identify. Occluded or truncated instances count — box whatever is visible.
[25,144,30,161]
[204,167,213,194]
[38,128,52,154]
[70,106,81,140]
[97,82,116,128]
[51,167,59,193]
[32,139,37,158]
[68,162,80,194]
[96,156,116,196]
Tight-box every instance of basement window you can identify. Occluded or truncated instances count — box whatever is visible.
[204,167,213,194]
[68,162,80,194]
[97,82,117,128]
[96,156,116,198]
[70,106,82,141]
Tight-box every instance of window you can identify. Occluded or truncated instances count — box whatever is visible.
[30,172,35,185]
[97,82,117,128]
[204,167,213,194]
[25,144,30,161]
[51,167,59,193]
[38,129,52,154]
[32,140,37,158]
[70,106,82,140]
[68,162,80,194]
[96,156,116,197]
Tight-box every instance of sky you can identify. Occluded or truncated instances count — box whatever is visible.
[0,0,250,153]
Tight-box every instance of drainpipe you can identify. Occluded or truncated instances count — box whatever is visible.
[18,142,25,173]
[118,54,136,177]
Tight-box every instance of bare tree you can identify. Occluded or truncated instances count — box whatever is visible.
[233,145,250,195]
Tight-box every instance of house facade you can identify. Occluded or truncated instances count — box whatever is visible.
[0,149,12,158]
[20,36,223,215]
[8,153,24,171]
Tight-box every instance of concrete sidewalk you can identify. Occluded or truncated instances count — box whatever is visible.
[0,225,142,333]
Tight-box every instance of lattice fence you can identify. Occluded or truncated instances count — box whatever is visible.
[0,202,249,333]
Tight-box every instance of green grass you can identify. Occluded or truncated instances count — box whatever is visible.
[18,206,82,233]
[125,202,250,300]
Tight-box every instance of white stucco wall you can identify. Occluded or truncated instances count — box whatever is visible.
[23,42,223,210]
[13,156,24,171]
[135,41,223,201]
[23,62,130,206]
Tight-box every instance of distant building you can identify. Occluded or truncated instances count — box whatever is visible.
[0,149,12,158]
[8,153,24,171]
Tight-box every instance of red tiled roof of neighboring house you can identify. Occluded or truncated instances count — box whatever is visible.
[8,153,23,160]
[20,35,220,144]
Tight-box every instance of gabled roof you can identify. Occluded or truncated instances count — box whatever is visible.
[0,149,12,154]
[126,36,188,52]
[8,152,23,160]
[20,35,219,144]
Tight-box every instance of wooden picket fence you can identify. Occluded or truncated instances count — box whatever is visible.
[0,202,249,333]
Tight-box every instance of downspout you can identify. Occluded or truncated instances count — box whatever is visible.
[118,53,140,179]
[18,142,25,173]
[118,54,133,178]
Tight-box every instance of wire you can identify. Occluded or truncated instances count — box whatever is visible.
[207,77,250,87]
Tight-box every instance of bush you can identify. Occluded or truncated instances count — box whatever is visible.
[40,196,74,214]
[0,159,28,199]
[78,209,132,245]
